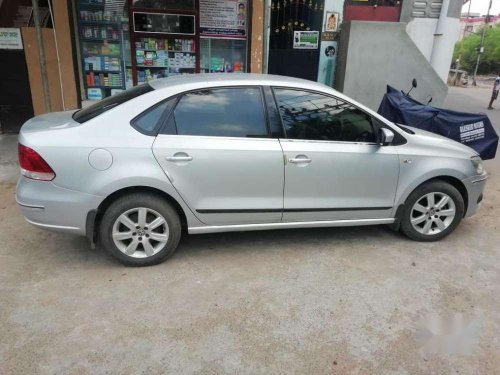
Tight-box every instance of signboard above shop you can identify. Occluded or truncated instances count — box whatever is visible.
[199,0,247,38]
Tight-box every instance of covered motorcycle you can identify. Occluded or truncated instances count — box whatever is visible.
[378,85,498,160]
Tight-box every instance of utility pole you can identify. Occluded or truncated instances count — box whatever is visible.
[472,0,493,86]
[32,0,52,112]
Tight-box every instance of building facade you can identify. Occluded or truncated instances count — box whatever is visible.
[74,0,258,101]
[459,12,500,41]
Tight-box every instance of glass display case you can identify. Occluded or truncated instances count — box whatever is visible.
[77,0,130,99]
[200,38,247,73]
[129,7,198,84]
[133,36,196,83]
[133,12,195,34]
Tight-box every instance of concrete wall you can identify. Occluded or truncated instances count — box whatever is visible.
[400,0,461,83]
[405,18,437,60]
[335,21,448,111]
[429,0,461,82]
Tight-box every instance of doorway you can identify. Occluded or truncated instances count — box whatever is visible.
[268,0,325,81]
[0,48,34,134]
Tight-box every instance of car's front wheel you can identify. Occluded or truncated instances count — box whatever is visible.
[400,180,465,241]
[99,193,181,266]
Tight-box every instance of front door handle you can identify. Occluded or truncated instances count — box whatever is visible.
[288,156,312,164]
[165,155,193,162]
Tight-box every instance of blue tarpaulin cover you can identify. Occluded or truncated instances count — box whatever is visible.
[378,85,498,160]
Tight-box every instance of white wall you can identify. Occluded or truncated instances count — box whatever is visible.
[430,19,460,82]
[403,0,461,83]
[406,18,438,61]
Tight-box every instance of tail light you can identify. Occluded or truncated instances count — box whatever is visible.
[18,143,55,181]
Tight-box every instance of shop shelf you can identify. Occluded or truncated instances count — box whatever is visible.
[84,69,122,73]
[82,53,121,58]
[136,65,169,68]
[81,37,121,43]
[80,20,122,26]
[87,85,123,89]
[135,49,196,53]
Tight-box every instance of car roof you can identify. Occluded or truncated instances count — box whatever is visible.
[149,73,329,91]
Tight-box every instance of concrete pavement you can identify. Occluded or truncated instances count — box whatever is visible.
[0,86,499,374]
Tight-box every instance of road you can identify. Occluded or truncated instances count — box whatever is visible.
[0,86,499,374]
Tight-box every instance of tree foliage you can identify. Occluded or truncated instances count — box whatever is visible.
[453,24,500,74]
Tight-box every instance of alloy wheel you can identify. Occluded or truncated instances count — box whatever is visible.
[112,207,170,258]
[410,192,456,235]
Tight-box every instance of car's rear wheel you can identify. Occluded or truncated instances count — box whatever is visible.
[99,194,181,266]
[400,180,465,241]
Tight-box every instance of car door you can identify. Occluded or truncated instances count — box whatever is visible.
[272,87,400,222]
[152,86,285,225]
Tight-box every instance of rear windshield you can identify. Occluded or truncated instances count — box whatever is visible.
[73,84,154,123]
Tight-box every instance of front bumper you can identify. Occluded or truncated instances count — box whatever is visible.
[462,173,488,218]
[15,177,104,235]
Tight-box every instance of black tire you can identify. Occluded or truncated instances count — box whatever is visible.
[99,193,181,266]
[400,180,465,242]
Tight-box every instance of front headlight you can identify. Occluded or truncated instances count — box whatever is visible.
[471,156,484,175]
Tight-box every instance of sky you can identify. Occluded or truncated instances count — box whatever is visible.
[462,0,500,16]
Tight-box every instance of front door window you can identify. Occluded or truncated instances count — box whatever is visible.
[274,88,376,143]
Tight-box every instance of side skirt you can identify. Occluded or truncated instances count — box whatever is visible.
[188,218,395,234]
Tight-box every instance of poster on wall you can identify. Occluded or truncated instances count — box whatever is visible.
[200,0,247,38]
[317,33,337,87]
[324,11,339,32]
[0,28,23,49]
[293,31,319,49]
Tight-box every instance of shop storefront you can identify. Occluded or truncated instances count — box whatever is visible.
[75,0,250,100]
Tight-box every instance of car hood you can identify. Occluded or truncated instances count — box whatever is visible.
[399,124,478,158]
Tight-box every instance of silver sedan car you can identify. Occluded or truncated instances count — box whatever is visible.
[16,74,487,266]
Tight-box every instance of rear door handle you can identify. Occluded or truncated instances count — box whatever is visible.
[288,157,312,164]
[165,155,193,162]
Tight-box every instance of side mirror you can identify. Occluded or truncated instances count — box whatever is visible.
[406,78,418,96]
[378,128,394,146]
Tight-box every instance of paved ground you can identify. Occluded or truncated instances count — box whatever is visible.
[1,87,499,374]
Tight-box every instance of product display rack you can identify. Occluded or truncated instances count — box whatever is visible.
[128,7,200,85]
[131,36,196,83]
[77,0,128,99]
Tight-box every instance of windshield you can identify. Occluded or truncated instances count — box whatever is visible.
[73,84,154,123]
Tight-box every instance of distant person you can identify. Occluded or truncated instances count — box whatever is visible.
[487,75,500,109]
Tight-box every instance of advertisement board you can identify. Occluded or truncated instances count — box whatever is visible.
[200,0,247,38]
[317,36,337,87]
[293,31,319,49]
[0,28,23,50]
[324,12,339,32]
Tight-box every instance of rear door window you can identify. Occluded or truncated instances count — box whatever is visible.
[73,84,154,123]
[161,87,269,138]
